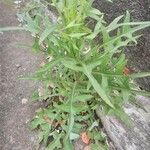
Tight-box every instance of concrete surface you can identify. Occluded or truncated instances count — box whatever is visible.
[0,1,43,150]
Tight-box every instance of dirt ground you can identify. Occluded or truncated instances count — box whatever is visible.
[0,1,43,150]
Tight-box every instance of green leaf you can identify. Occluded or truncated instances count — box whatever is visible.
[39,26,56,44]
[123,11,130,33]
[74,94,93,102]
[69,33,87,38]
[88,121,98,131]
[61,58,82,71]
[46,133,62,150]
[64,20,82,29]
[32,36,40,52]
[110,85,150,96]
[107,11,150,32]
[31,91,39,101]
[101,75,108,88]
[86,30,100,40]
[91,143,108,150]
[66,83,76,139]
[101,25,113,52]
[69,132,80,140]
[54,103,88,113]
[23,13,40,34]
[31,92,59,101]
[94,16,104,31]
[13,1,150,149]
[108,108,131,125]
[37,58,61,73]
[63,139,73,150]
[130,72,150,78]
[90,8,103,15]
[100,22,150,51]
[131,90,150,96]
[82,64,114,108]
[93,131,106,141]
[88,13,100,21]
[114,54,127,73]
[107,15,124,32]
[15,43,31,49]
[30,118,44,130]
[38,131,44,143]
[0,26,24,33]
[87,53,108,71]
[122,89,130,101]
[109,38,133,54]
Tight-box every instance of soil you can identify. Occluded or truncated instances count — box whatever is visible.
[0,1,44,150]
[93,0,150,91]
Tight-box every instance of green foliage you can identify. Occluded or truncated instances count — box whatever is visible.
[1,0,150,149]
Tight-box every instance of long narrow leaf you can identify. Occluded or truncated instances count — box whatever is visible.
[0,26,24,33]
[100,23,150,49]
[82,64,114,108]
[39,26,56,44]
[111,86,150,96]
[130,72,150,78]
[66,83,76,139]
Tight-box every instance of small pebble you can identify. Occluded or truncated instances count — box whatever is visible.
[22,98,28,104]
[15,64,21,68]
[14,0,22,4]
[38,87,45,97]
[30,137,35,142]
[46,56,53,62]
[25,119,30,124]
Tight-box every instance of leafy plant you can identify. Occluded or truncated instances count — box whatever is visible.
[1,0,150,149]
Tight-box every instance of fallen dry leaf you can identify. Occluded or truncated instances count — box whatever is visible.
[81,132,90,145]
[123,67,130,76]
[43,116,64,127]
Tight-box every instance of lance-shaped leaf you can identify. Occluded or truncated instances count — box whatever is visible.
[0,26,24,33]
[39,25,56,44]
[130,72,150,78]
[82,64,114,108]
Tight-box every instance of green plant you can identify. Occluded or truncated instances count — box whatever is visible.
[1,0,150,149]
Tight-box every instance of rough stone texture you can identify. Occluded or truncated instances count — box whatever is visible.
[96,96,150,150]
[0,1,43,150]
[92,1,150,148]
[93,0,150,91]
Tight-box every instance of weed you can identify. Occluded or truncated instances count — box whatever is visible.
[1,0,150,149]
